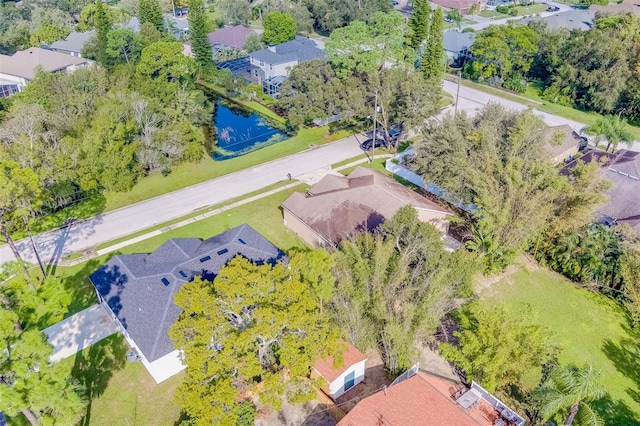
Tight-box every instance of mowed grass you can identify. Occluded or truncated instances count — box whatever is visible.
[21,125,349,239]
[58,335,184,426]
[480,264,640,425]
[54,184,310,319]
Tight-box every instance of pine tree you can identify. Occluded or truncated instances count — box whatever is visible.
[93,0,112,66]
[407,0,430,49]
[138,0,164,33]
[188,0,213,68]
[421,7,444,80]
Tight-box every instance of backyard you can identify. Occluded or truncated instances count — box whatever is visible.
[478,260,640,425]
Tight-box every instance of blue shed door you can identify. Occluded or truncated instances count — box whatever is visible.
[344,370,355,392]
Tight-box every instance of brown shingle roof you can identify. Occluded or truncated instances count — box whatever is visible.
[207,26,256,50]
[282,168,451,246]
[314,342,367,383]
[0,48,92,80]
[338,372,495,426]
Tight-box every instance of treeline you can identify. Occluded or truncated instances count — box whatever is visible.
[466,13,640,121]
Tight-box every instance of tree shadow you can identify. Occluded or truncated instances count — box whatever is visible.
[602,335,640,407]
[72,334,128,426]
[592,395,639,426]
[61,255,118,318]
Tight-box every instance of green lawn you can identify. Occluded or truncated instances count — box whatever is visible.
[480,264,640,425]
[518,3,548,14]
[21,125,349,239]
[478,9,509,18]
[60,335,184,426]
[53,184,311,319]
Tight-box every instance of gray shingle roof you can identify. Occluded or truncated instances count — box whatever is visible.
[49,31,95,54]
[523,10,594,31]
[208,25,257,50]
[250,36,324,65]
[443,31,475,54]
[89,224,285,363]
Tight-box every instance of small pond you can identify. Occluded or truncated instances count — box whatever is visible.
[210,98,289,160]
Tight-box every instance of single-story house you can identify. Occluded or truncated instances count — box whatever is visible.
[562,149,640,235]
[522,10,594,31]
[591,0,640,18]
[281,167,452,248]
[0,47,93,97]
[48,30,95,57]
[443,30,475,65]
[249,36,325,97]
[88,224,285,383]
[339,372,525,426]
[208,25,257,53]
[313,342,367,400]
[544,124,586,165]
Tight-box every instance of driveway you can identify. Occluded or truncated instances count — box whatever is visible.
[42,304,119,362]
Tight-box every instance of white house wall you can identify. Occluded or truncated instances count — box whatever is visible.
[142,349,186,384]
[328,359,367,399]
[0,72,26,92]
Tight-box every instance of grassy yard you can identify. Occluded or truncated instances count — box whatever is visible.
[23,125,349,239]
[479,263,640,425]
[478,9,509,18]
[518,3,548,14]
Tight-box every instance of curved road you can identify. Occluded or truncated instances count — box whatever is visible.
[2,80,637,267]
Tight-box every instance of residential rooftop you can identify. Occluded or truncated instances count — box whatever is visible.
[443,30,475,53]
[314,342,367,383]
[48,30,95,54]
[89,224,285,363]
[0,48,92,80]
[250,36,324,65]
[208,25,257,50]
[523,10,594,31]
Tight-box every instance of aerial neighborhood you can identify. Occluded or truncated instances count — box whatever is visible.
[2,0,640,425]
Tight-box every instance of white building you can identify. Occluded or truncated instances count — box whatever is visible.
[313,342,368,400]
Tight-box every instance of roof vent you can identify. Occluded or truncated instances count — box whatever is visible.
[217,248,229,255]
[238,238,247,245]
[161,277,170,286]
[179,270,188,278]
[199,255,211,262]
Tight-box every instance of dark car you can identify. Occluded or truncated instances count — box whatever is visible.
[546,5,560,11]
[360,138,387,151]
[390,0,399,5]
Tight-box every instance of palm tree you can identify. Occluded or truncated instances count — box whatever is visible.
[536,364,605,426]
[583,115,633,153]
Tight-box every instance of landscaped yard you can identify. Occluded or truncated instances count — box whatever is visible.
[478,261,640,425]
[518,3,548,14]
[478,9,509,19]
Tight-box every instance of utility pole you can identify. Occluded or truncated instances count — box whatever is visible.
[371,91,378,162]
[24,218,46,279]
[455,68,462,115]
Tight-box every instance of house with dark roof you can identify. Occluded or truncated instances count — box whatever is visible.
[281,167,452,248]
[522,10,594,31]
[313,342,368,400]
[249,36,324,97]
[88,224,285,383]
[562,149,640,235]
[339,371,525,426]
[208,25,257,53]
[48,30,95,57]
[443,30,475,65]
[0,48,93,97]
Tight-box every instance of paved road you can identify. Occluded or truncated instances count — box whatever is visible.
[0,136,366,265]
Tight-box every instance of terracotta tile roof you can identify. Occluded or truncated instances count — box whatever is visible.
[314,342,367,383]
[281,167,451,246]
[338,372,496,426]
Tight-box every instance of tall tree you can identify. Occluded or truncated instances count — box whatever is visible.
[187,0,213,69]
[218,0,251,26]
[93,0,112,65]
[262,11,297,45]
[169,255,341,425]
[621,242,640,326]
[583,115,633,152]
[0,275,85,426]
[535,365,605,426]
[138,0,164,33]
[440,303,554,393]
[105,28,141,64]
[420,7,444,80]
[0,161,42,287]
[331,206,475,374]
[407,0,429,49]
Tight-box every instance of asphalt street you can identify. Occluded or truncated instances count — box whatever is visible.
[2,79,638,267]
[0,136,366,265]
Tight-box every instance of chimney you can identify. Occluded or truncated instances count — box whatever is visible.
[267,44,276,52]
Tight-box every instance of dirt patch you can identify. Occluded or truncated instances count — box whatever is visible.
[417,345,460,382]
[474,255,540,298]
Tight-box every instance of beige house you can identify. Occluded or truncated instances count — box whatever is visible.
[0,47,93,96]
[545,124,583,165]
[281,167,452,248]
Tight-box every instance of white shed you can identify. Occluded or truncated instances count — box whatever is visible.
[313,342,367,400]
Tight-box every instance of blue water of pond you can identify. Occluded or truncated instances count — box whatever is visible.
[211,99,289,160]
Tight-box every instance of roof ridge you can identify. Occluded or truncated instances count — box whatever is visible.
[148,277,181,360]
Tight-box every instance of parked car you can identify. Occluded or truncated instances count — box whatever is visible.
[546,5,560,11]
[390,0,399,5]
[360,138,387,151]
